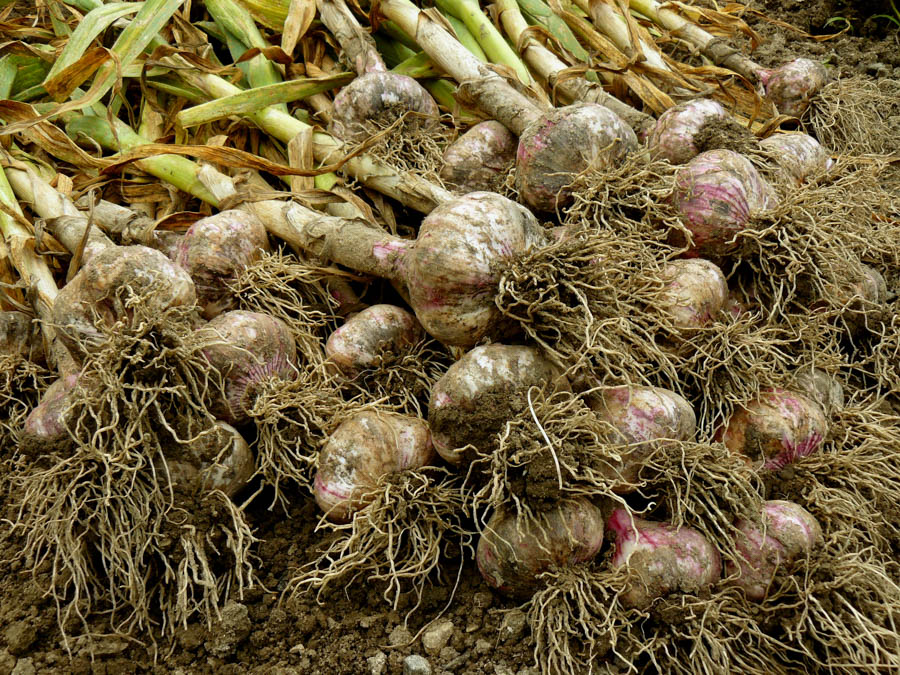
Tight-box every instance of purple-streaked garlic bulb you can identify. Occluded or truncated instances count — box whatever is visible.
[52,245,197,357]
[607,508,722,609]
[428,344,568,464]
[720,388,828,471]
[175,210,271,320]
[516,102,639,213]
[162,421,255,498]
[476,498,605,597]
[670,149,779,259]
[325,304,424,376]
[285,192,547,347]
[657,259,728,331]
[759,133,833,184]
[405,192,550,346]
[760,59,828,118]
[331,72,440,143]
[440,121,517,194]
[21,373,82,453]
[727,500,822,601]
[313,410,434,522]
[588,386,696,492]
[197,310,298,425]
[0,311,43,362]
[791,368,844,417]
[648,99,729,165]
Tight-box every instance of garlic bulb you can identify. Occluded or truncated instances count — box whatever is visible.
[52,245,197,356]
[720,388,828,470]
[791,368,844,416]
[727,500,822,601]
[314,410,434,522]
[759,133,833,184]
[325,304,424,376]
[670,149,778,259]
[761,59,828,118]
[607,508,722,609]
[175,210,271,320]
[589,386,696,491]
[197,310,298,425]
[440,121,517,194]
[648,99,729,165]
[516,103,639,213]
[428,344,568,464]
[657,258,729,331]
[476,498,605,597]
[405,192,550,346]
[162,421,255,498]
[21,373,82,453]
[331,72,440,144]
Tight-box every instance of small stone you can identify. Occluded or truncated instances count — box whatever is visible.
[472,592,493,609]
[10,658,35,675]
[0,649,16,675]
[499,609,527,642]
[474,639,492,655]
[367,651,387,675]
[422,619,454,656]
[438,646,459,663]
[516,668,540,675]
[388,625,413,647]
[206,602,252,657]
[493,665,514,675]
[403,655,432,675]
[3,623,36,657]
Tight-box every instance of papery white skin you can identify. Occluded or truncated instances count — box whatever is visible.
[175,210,271,320]
[648,99,728,165]
[325,304,424,376]
[440,121,517,194]
[163,422,255,499]
[658,258,729,330]
[314,410,434,522]
[607,508,722,609]
[759,133,833,184]
[720,388,828,470]
[589,386,696,492]
[428,344,568,464]
[727,500,822,601]
[476,498,605,597]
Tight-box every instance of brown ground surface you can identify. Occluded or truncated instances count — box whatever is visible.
[1,1,898,674]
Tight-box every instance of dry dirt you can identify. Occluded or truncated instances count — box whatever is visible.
[1,2,898,674]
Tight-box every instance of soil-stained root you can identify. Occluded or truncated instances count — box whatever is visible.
[289,469,474,609]
[11,303,256,642]
[733,157,898,331]
[326,305,453,418]
[249,363,361,501]
[228,249,346,365]
[473,388,635,514]
[495,212,834,434]
[806,76,900,156]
